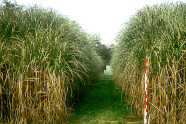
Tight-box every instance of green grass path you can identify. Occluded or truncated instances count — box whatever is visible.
[69,75,142,124]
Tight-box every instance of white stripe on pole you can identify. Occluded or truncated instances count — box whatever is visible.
[144,55,148,124]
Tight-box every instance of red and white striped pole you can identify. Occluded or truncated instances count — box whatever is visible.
[144,55,148,124]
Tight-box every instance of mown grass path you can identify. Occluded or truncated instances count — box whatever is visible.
[69,75,142,124]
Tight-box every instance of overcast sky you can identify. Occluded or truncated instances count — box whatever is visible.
[5,0,186,45]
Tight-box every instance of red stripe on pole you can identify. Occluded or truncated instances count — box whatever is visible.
[144,55,148,124]
[145,56,147,73]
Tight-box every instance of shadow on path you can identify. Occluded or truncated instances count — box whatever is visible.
[69,75,142,124]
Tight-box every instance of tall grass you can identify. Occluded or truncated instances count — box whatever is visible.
[111,2,185,123]
[0,2,103,123]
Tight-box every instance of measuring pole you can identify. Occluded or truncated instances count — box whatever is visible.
[144,55,148,124]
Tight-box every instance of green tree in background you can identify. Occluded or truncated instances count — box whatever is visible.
[93,34,113,66]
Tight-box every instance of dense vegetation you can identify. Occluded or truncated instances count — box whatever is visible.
[93,35,112,65]
[0,1,103,123]
[111,2,185,123]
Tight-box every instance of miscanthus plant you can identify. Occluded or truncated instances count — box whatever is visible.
[111,2,185,124]
[0,2,103,123]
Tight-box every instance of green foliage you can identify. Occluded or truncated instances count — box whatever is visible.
[92,35,112,65]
